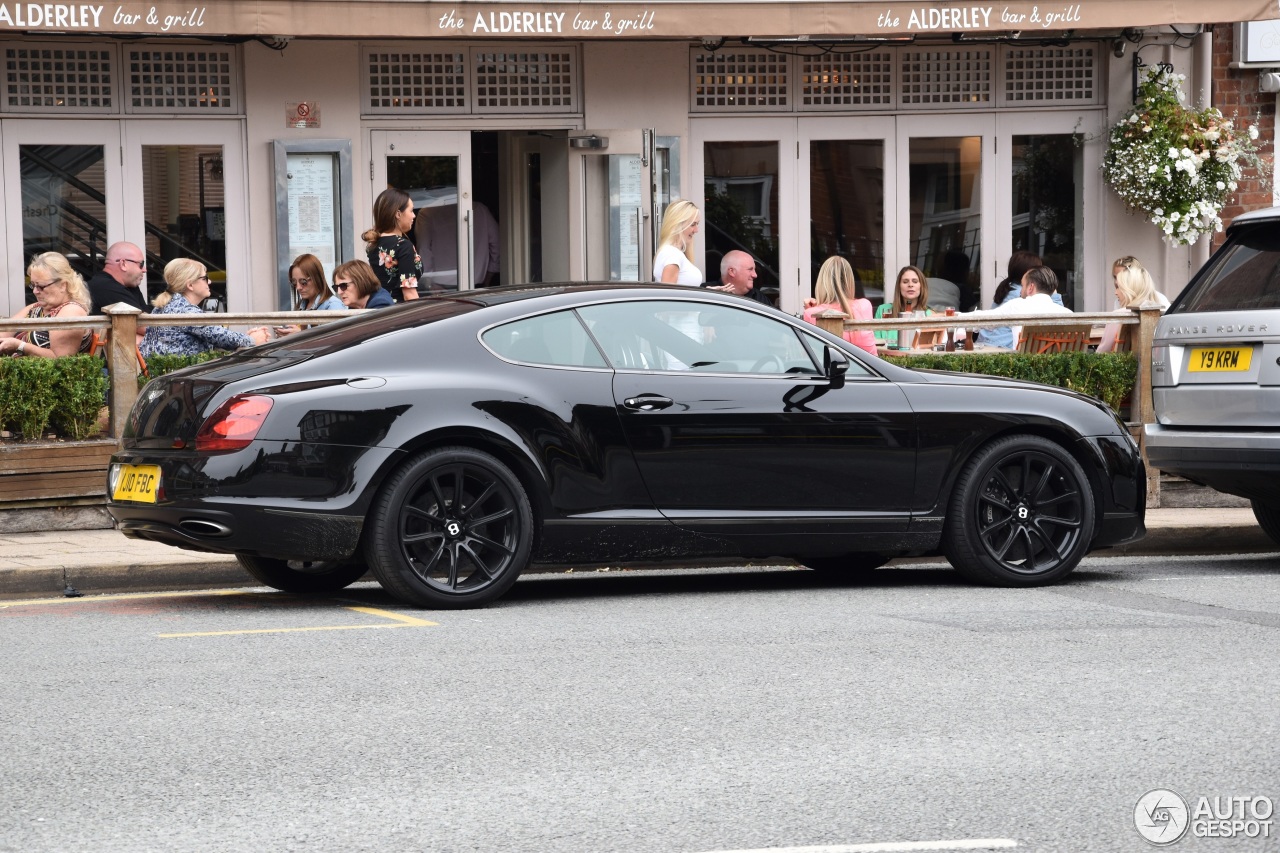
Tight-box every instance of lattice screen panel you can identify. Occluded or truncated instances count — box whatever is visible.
[692,50,790,111]
[3,47,114,112]
[799,51,895,110]
[365,51,469,114]
[127,48,237,113]
[472,50,577,112]
[899,48,994,106]
[1002,46,1098,105]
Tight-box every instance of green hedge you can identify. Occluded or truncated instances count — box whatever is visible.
[0,355,108,441]
[883,351,1138,411]
[141,351,231,387]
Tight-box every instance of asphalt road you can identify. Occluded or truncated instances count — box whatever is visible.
[2,552,1278,853]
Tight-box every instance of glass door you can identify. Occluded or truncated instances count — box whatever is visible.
[895,114,995,314]
[1,119,124,315]
[996,111,1105,312]
[566,129,654,282]
[692,119,798,310]
[372,130,473,292]
[799,117,895,310]
[122,121,248,310]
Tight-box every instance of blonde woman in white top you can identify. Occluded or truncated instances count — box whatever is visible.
[1097,256,1170,352]
[652,199,703,286]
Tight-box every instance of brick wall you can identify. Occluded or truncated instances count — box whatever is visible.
[1213,23,1276,248]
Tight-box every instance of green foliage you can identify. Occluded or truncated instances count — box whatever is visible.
[49,357,109,440]
[884,351,1138,411]
[140,351,230,388]
[0,357,61,440]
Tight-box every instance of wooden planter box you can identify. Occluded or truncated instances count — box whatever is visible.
[0,438,118,507]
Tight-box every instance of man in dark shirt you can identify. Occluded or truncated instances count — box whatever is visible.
[88,242,148,314]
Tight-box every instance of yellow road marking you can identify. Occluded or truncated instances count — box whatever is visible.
[157,606,437,638]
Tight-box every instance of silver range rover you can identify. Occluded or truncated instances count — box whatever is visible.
[1145,206,1280,545]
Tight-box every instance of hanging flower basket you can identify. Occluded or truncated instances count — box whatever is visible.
[1102,66,1268,246]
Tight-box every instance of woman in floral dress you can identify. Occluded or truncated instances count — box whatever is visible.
[362,187,422,302]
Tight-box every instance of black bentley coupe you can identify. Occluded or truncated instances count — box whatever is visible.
[107,284,1145,608]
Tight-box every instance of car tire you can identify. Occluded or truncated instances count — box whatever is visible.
[799,553,891,574]
[365,446,533,609]
[1251,499,1280,547]
[943,434,1095,587]
[236,555,368,593]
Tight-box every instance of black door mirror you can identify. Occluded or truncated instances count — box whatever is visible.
[824,347,849,389]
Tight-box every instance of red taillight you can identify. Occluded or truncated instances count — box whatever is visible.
[195,395,274,452]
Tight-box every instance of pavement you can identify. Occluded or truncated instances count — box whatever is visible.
[0,507,1275,599]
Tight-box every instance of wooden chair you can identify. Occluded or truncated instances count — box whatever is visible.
[88,329,149,377]
[910,328,945,350]
[1016,324,1094,354]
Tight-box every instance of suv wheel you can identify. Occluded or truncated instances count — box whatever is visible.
[1251,499,1280,547]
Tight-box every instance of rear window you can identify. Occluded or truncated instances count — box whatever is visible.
[1173,224,1280,313]
[260,298,482,357]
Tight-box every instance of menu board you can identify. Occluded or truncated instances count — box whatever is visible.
[286,152,339,273]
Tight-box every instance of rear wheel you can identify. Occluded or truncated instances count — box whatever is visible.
[365,446,533,609]
[1251,499,1280,547]
[236,555,367,593]
[943,434,1095,586]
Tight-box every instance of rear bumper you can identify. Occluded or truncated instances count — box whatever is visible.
[111,502,365,560]
[1145,424,1280,503]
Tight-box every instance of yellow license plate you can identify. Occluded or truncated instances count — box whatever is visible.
[112,464,161,503]
[1189,347,1252,372]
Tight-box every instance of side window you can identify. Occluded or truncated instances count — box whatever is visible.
[1176,226,1280,313]
[578,300,819,374]
[798,329,874,378]
[482,310,607,368]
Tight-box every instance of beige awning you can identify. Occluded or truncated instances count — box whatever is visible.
[0,0,1275,39]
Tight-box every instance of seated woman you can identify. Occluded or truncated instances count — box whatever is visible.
[139,258,270,358]
[874,265,932,346]
[275,253,345,337]
[332,260,394,309]
[0,252,93,358]
[1096,255,1170,353]
[802,256,877,356]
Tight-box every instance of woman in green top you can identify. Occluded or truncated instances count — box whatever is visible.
[875,265,933,344]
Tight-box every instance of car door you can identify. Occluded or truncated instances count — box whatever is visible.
[576,298,917,537]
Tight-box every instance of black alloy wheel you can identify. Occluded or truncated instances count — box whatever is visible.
[236,555,368,593]
[943,434,1095,586]
[366,446,533,608]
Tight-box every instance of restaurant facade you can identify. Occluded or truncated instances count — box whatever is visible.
[1,0,1278,316]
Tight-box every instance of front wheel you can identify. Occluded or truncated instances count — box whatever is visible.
[365,446,533,609]
[236,555,367,593]
[1251,499,1280,547]
[943,434,1095,586]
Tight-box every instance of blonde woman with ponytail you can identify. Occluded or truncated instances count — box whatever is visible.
[139,258,269,358]
[802,256,877,355]
[652,199,704,286]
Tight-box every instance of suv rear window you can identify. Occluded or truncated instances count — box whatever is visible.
[1173,224,1280,313]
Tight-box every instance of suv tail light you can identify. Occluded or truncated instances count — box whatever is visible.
[195,395,274,452]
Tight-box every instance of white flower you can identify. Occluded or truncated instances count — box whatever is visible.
[1216,181,1226,190]
[1168,147,1180,158]
[1249,125,1259,140]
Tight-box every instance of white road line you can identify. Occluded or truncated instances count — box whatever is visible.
[691,839,1018,853]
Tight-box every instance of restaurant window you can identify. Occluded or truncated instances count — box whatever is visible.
[18,144,108,287]
[141,145,227,306]
[704,141,780,296]
[1011,134,1083,310]
[909,136,981,311]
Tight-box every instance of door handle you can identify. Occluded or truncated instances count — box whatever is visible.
[622,395,673,411]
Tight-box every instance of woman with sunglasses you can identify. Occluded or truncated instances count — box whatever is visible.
[139,258,270,358]
[0,252,93,358]
[274,253,344,337]
[332,260,394,310]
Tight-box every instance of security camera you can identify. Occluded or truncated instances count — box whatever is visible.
[1261,72,1280,93]
[1112,39,1126,59]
